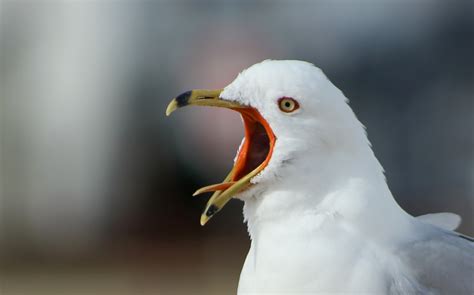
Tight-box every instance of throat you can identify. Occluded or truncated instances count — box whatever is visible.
[231,108,275,182]
[234,122,270,180]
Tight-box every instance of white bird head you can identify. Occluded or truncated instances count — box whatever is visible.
[166,60,384,225]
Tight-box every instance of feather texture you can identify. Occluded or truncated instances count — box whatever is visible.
[216,60,473,294]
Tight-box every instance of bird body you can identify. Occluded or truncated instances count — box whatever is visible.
[167,60,474,294]
[239,189,473,294]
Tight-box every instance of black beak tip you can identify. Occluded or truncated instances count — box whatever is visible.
[176,90,192,107]
[206,205,219,217]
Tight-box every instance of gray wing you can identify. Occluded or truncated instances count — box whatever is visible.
[416,212,461,231]
[398,226,474,294]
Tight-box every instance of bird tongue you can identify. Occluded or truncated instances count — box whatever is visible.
[193,182,236,195]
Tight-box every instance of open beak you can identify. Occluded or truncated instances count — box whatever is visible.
[166,89,276,225]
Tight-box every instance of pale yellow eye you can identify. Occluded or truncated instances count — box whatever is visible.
[278,97,299,113]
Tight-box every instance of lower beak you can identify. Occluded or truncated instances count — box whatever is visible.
[166,89,275,225]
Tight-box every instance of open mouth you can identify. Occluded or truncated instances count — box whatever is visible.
[233,108,275,182]
[166,89,276,225]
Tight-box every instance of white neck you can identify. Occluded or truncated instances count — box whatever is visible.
[238,145,419,293]
[243,139,414,245]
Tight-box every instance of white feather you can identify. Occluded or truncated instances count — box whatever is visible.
[218,60,473,294]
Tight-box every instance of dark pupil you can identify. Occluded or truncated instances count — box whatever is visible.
[284,101,291,108]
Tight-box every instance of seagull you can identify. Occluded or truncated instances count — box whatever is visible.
[166,60,474,294]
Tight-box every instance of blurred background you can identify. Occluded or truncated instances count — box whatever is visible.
[0,1,473,294]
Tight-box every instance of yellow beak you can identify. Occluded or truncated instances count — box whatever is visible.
[166,89,244,116]
[166,89,275,225]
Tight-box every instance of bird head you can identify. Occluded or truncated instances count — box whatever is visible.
[166,60,373,225]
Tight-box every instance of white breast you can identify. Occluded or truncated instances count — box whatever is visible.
[237,213,419,294]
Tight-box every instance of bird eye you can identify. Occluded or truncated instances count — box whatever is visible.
[278,97,299,113]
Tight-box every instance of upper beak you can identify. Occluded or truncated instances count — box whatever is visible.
[166,89,244,116]
[166,89,252,225]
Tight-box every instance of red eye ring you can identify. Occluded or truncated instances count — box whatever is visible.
[278,97,299,113]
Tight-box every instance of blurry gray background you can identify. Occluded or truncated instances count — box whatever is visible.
[0,1,473,294]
